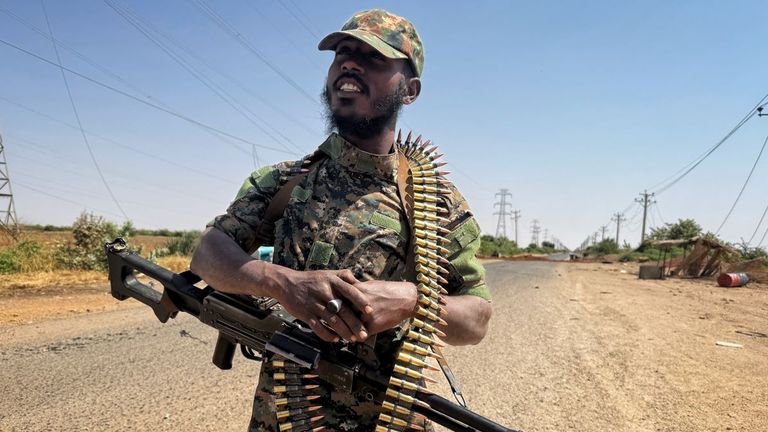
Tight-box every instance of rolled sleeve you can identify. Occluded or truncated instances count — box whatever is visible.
[207,164,285,252]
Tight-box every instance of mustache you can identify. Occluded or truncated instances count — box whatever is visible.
[333,72,368,93]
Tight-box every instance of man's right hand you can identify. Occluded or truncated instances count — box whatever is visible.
[273,268,373,343]
[191,228,373,343]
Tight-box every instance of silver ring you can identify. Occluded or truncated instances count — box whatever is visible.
[326,298,343,314]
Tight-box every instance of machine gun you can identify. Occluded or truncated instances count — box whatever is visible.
[105,238,518,432]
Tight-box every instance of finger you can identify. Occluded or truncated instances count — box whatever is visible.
[306,317,339,343]
[338,305,368,341]
[320,305,356,342]
[337,269,359,285]
[332,277,373,315]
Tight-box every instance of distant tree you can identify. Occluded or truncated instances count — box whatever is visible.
[649,218,702,241]
[585,239,619,256]
[541,241,555,249]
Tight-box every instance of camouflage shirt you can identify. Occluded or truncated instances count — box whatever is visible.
[210,133,489,431]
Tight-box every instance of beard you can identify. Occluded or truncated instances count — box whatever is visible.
[322,80,407,140]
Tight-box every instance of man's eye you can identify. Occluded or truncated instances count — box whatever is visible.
[336,46,351,55]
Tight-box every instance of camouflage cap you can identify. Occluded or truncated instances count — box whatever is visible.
[318,9,424,77]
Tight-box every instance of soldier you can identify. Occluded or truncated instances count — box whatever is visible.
[191,9,492,431]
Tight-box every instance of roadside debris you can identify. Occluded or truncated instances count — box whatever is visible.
[715,341,743,348]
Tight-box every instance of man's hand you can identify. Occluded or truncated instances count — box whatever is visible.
[275,268,373,343]
[353,280,418,336]
[191,228,373,344]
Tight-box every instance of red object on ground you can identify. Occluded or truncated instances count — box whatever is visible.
[717,272,749,287]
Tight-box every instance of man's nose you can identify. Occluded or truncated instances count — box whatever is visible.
[340,57,364,74]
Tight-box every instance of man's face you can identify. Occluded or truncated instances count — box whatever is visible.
[323,38,414,139]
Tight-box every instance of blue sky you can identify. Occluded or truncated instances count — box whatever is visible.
[1,0,767,249]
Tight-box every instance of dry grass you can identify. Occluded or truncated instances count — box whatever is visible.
[0,230,175,251]
[156,255,192,273]
[0,270,105,294]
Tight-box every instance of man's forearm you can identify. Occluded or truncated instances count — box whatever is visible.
[190,227,288,299]
[437,295,492,346]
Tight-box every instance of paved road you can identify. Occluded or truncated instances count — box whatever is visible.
[0,261,550,432]
[2,261,765,431]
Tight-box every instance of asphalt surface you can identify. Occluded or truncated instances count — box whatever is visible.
[2,261,766,431]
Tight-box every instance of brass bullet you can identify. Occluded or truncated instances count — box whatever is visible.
[401,341,431,357]
[385,389,431,409]
[417,294,440,311]
[272,384,320,393]
[397,351,441,370]
[413,193,439,203]
[382,400,413,416]
[396,130,402,144]
[413,201,442,213]
[415,306,443,324]
[405,330,439,347]
[278,415,324,431]
[276,405,322,419]
[416,283,440,299]
[273,373,319,381]
[275,395,321,406]
[412,318,447,338]
[378,413,409,428]
[393,364,438,383]
[389,376,431,394]
[405,131,413,145]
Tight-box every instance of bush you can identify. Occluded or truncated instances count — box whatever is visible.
[0,240,50,274]
[56,212,122,271]
[478,235,521,257]
[151,231,201,259]
[584,239,620,256]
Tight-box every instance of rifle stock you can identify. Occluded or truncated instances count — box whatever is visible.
[104,238,518,432]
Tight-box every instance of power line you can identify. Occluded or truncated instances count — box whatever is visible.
[279,0,320,39]
[747,201,768,245]
[715,133,768,234]
[41,0,130,221]
[189,0,317,104]
[240,0,323,71]
[104,0,303,156]
[0,37,293,155]
[0,5,269,155]
[650,93,768,195]
[0,98,232,184]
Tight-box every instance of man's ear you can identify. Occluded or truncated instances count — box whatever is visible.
[402,77,421,105]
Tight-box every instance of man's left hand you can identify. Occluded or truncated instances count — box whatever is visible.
[353,280,417,336]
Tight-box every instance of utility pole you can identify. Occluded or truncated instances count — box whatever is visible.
[635,190,656,245]
[0,133,19,239]
[493,189,513,238]
[600,225,608,241]
[611,212,627,246]
[543,228,549,243]
[510,209,521,246]
[530,219,541,246]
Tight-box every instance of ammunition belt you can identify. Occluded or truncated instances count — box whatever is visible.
[269,130,452,432]
[374,130,450,432]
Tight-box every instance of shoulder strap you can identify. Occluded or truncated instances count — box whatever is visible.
[247,155,325,253]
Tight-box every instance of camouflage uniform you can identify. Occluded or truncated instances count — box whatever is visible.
[211,133,489,431]
[210,8,489,432]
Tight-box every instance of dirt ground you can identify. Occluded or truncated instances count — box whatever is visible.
[1,261,767,431]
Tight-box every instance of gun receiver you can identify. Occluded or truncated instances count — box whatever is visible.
[104,238,518,432]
